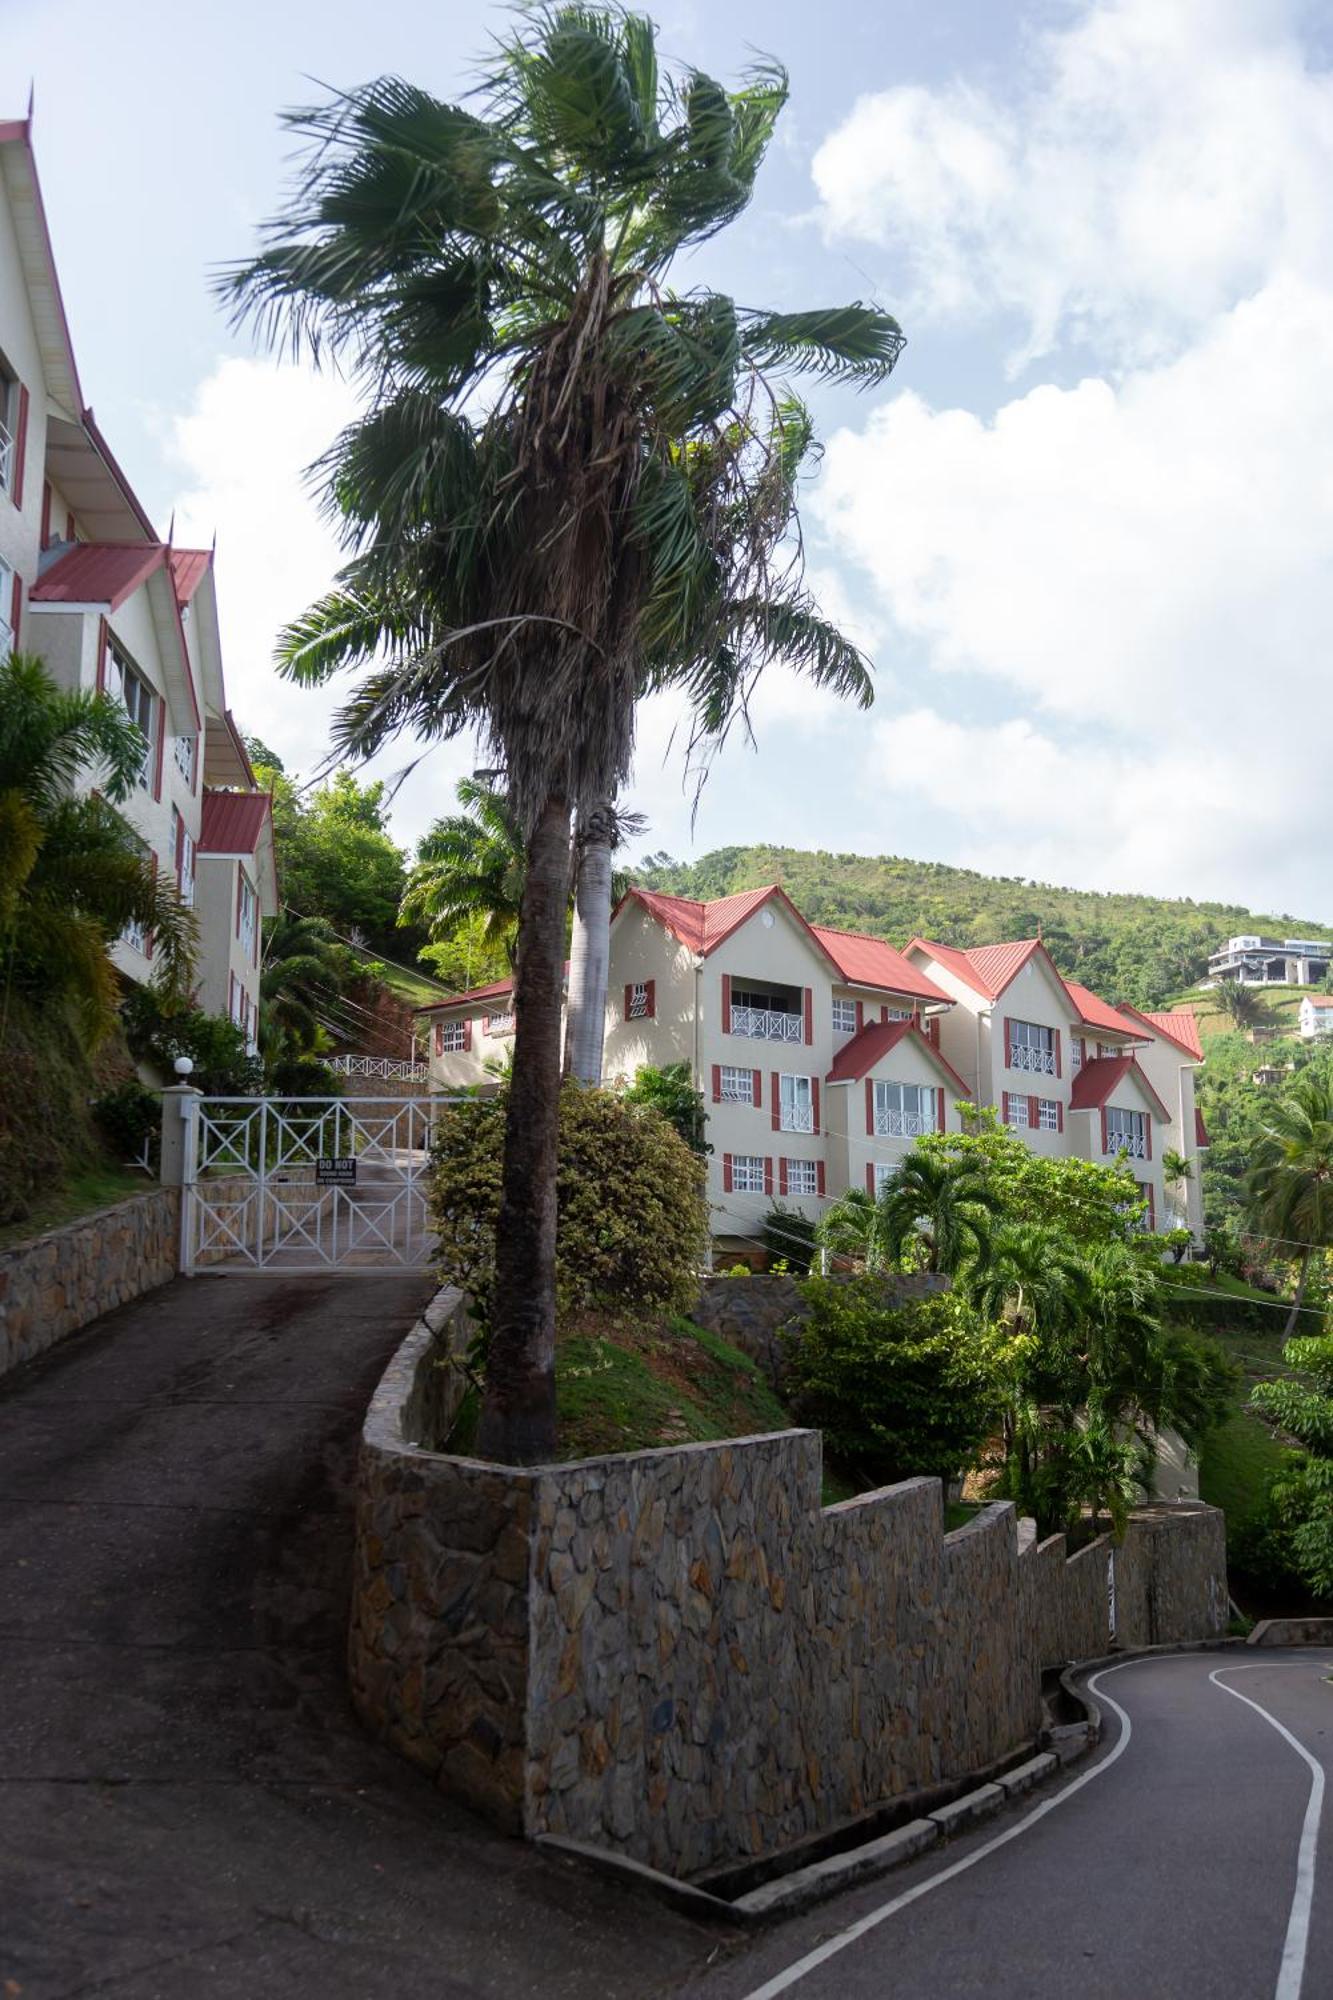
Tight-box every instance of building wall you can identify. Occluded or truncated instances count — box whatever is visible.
[839,1034,965,1200]
[1131,1030,1204,1233]
[0,180,45,601]
[193,855,261,1041]
[603,901,695,1078]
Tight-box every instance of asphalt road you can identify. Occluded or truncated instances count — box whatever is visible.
[696,1650,1333,2000]
[0,1273,722,2000]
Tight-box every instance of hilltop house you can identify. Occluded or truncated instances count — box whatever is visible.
[0,112,276,1048]
[419,886,1209,1245]
[1299,995,1333,1040]
[1208,935,1332,989]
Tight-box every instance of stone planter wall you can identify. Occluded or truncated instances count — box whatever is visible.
[349,1294,1229,1880]
[1,1175,253,1379]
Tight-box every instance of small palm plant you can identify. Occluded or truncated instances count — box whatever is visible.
[876,1149,1000,1278]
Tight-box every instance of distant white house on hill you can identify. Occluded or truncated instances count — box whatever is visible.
[1208,934,1332,989]
[1298,994,1333,1040]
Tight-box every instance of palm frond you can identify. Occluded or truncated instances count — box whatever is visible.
[740,304,906,386]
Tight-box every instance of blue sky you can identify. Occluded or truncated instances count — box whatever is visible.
[11,0,1333,919]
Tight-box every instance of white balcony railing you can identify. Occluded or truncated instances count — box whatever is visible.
[1106,1130,1147,1159]
[1009,1042,1056,1075]
[875,1109,933,1139]
[780,1105,814,1134]
[730,1004,803,1043]
[328,1054,431,1082]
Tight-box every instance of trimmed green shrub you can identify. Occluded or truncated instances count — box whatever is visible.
[428,1081,709,1326]
[783,1276,1002,1489]
[121,987,263,1095]
[266,1055,345,1096]
[92,1082,160,1167]
[761,1202,818,1274]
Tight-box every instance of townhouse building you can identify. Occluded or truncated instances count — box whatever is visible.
[0,112,275,1048]
[420,885,1209,1246]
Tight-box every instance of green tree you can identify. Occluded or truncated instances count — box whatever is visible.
[259,912,357,1057]
[1251,1330,1333,1597]
[225,8,903,1460]
[1212,979,1271,1033]
[255,762,409,955]
[876,1149,1000,1276]
[399,776,526,976]
[815,1185,894,1273]
[1249,1075,1333,1334]
[622,1061,709,1156]
[0,653,195,1040]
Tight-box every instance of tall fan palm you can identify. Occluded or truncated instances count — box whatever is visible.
[259,912,356,1056]
[400,776,527,975]
[1249,1075,1333,1334]
[877,1149,999,1278]
[0,652,195,1041]
[224,7,904,1460]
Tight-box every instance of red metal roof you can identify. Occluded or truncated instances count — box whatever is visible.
[826,1018,970,1096]
[416,975,514,1014]
[1065,979,1149,1042]
[1132,1006,1205,1061]
[31,541,165,610]
[169,549,212,606]
[197,789,273,855]
[908,936,1054,1002]
[809,924,952,1003]
[1068,1055,1169,1121]
[625,884,789,955]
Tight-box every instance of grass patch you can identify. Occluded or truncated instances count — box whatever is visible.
[379,961,454,1010]
[0,1167,156,1252]
[1199,1408,1286,1534]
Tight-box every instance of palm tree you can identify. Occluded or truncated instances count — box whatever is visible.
[877,1150,999,1277]
[564,795,646,1081]
[259,912,356,1057]
[399,777,526,976]
[0,652,195,1041]
[1249,1075,1333,1334]
[816,1186,892,1273]
[224,10,903,1461]
[1212,978,1271,1033]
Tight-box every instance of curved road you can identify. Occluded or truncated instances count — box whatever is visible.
[700,1650,1333,2000]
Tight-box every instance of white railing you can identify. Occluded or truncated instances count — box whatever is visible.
[875,1109,933,1138]
[730,1004,804,1043]
[0,418,11,491]
[1106,1130,1147,1159]
[1009,1043,1056,1074]
[780,1105,814,1133]
[328,1054,431,1082]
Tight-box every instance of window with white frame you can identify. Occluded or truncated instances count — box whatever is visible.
[122,914,150,956]
[886,1006,914,1022]
[1005,1092,1031,1129]
[872,1161,895,1197]
[785,1158,818,1197]
[731,1154,766,1194]
[173,733,197,787]
[832,997,857,1035]
[0,556,13,659]
[1008,1019,1055,1073]
[719,1065,755,1103]
[238,874,258,959]
[779,1073,814,1133]
[1037,1097,1060,1132]
[173,808,196,909]
[485,1009,515,1035]
[1070,1036,1085,1072]
[627,981,651,1019]
[436,1019,467,1053]
[107,642,156,788]
[1105,1106,1147,1159]
[873,1080,937,1137]
[1097,1041,1123,1060]
[229,976,246,1028]
[0,360,15,493]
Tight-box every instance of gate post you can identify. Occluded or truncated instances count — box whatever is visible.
[160,1083,202,1275]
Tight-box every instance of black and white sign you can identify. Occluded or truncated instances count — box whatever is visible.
[316,1156,357,1187]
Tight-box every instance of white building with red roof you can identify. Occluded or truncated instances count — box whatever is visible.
[0,110,276,1046]
[1299,994,1333,1041]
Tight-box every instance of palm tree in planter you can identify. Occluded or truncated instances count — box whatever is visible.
[1249,1075,1333,1334]
[224,8,904,1461]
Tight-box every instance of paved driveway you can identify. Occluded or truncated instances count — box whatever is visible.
[0,1274,722,1998]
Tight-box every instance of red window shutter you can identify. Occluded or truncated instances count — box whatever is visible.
[751,1068,762,1108]
[1002,1090,1010,1123]
[463,1018,473,1052]
[803,988,813,1044]
[1149,1185,1156,1229]
[881,1003,889,1024]
[1145,1115,1152,1161]
[866,1162,876,1196]
[763,1157,774,1197]
[145,849,157,958]
[8,569,19,647]
[771,1072,780,1132]
[937,1089,946,1133]
[40,480,51,548]
[1057,1102,1065,1134]
[816,1161,826,1197]
[645,978,656,1019]
[855,1000,864,1031]
[11,386,28,508]
[65,509,75,542]
[811,1078,821,1133]
[151,701,165,800]
[228,972,234,1016]
[1003,1018,1013,1066]
[1054,1029,1063,1078]
[778,1158,788,1197]
[174,810,185,881]
[865,1077,874,1136]
[721,974,731,1028]
[1029,1094,1039,1127]
[235,867,243,935]
[723,1153,733,1194]
[1100,1107,1109,1154]
[96,616,109,693]
[623,982,632,1020]
[928,1016,941,1048]
[434,1022,443,1057]
[711,1064,722,1104]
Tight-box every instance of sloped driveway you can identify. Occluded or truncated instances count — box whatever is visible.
[0,1274,720,1998]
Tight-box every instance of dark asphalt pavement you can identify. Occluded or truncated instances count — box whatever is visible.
[0,1274,726,1999]
[697,1650,1333,2000]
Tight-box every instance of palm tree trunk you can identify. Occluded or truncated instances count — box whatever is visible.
[476,794,571,1464]
[1285,1246,1314,1338]
[563,800,615,1084]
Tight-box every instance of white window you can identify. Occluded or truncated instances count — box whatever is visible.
[174,733,197,787]
[730,983,803,1042]
[1070,1036,1084,1073]
[873,1080,937,1138]
[173,808,196,909]
[0,362,15,493]
[719,1065,754,1103]
[107,642,156,789]
[1037,1098,1060,1132]
[886,1006,914,1022]
[779,1073,815,1133]
[785,1158,818,1197]
[485,1009,515,1036]
[832,998,858,1035]
[1106,1107,1148,1159]
[627,981,650,1019]
[1008,1019,1055,1074]
[731,1154,766,1194]
[0,555,13,659]
[229,977,246,1028]
[437,1020,467,1053]
[122,914,150,956]
[871,1161,895,1198]
[238,874,258,959]
[1006,1093,1031,1129]
[1097,1041,1121,1060]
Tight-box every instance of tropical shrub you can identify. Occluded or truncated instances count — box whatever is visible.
[761,1202,818,1275]
[622,1063,710,1157]
[92,1082,161,1167]
[428,1083,709,1328]
[121,987,264,1095]
[783,1278,1008,1489]
[1250,1331,1333,1598]
[266,1055,345,1097]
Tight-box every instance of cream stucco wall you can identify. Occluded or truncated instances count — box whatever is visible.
[837,1034,966,1202]
[1126,1028,1204,1234]
[0,174,46,599]
[193,855,261,1046]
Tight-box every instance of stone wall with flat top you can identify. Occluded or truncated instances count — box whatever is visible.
[349,1291,1229,1879]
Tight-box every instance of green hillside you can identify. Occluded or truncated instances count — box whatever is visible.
[636,846,1329,1012]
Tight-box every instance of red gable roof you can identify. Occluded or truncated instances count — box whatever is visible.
[413,964,572,1015]
[1065,979,1148,1043]
[908,936,1056,1002]
[809,924,951,1003]
[826,1018,970,1096]
[169,548,212,606]
[197,789,273,856]
[1069,1054,1169,1121]
[1130,1006,1205,1061]
[31,541,165,610]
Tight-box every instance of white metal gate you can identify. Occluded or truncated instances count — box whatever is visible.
[181,1095,456,1274]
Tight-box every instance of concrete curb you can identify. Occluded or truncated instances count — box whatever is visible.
[1248,1617,1333,1647]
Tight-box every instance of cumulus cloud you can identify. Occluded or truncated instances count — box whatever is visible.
[813,0,1333,366]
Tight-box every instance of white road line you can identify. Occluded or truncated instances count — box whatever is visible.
[737,1659,1142,2000]
[1209,1665,1327,2000]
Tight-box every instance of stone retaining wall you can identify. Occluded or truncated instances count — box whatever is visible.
[0,1176,252,1379]
[349,1293,1229,1880]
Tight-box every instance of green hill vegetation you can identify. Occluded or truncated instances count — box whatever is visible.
[636,845,1330,1012]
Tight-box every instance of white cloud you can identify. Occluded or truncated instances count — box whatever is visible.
[813,0,1333,365]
